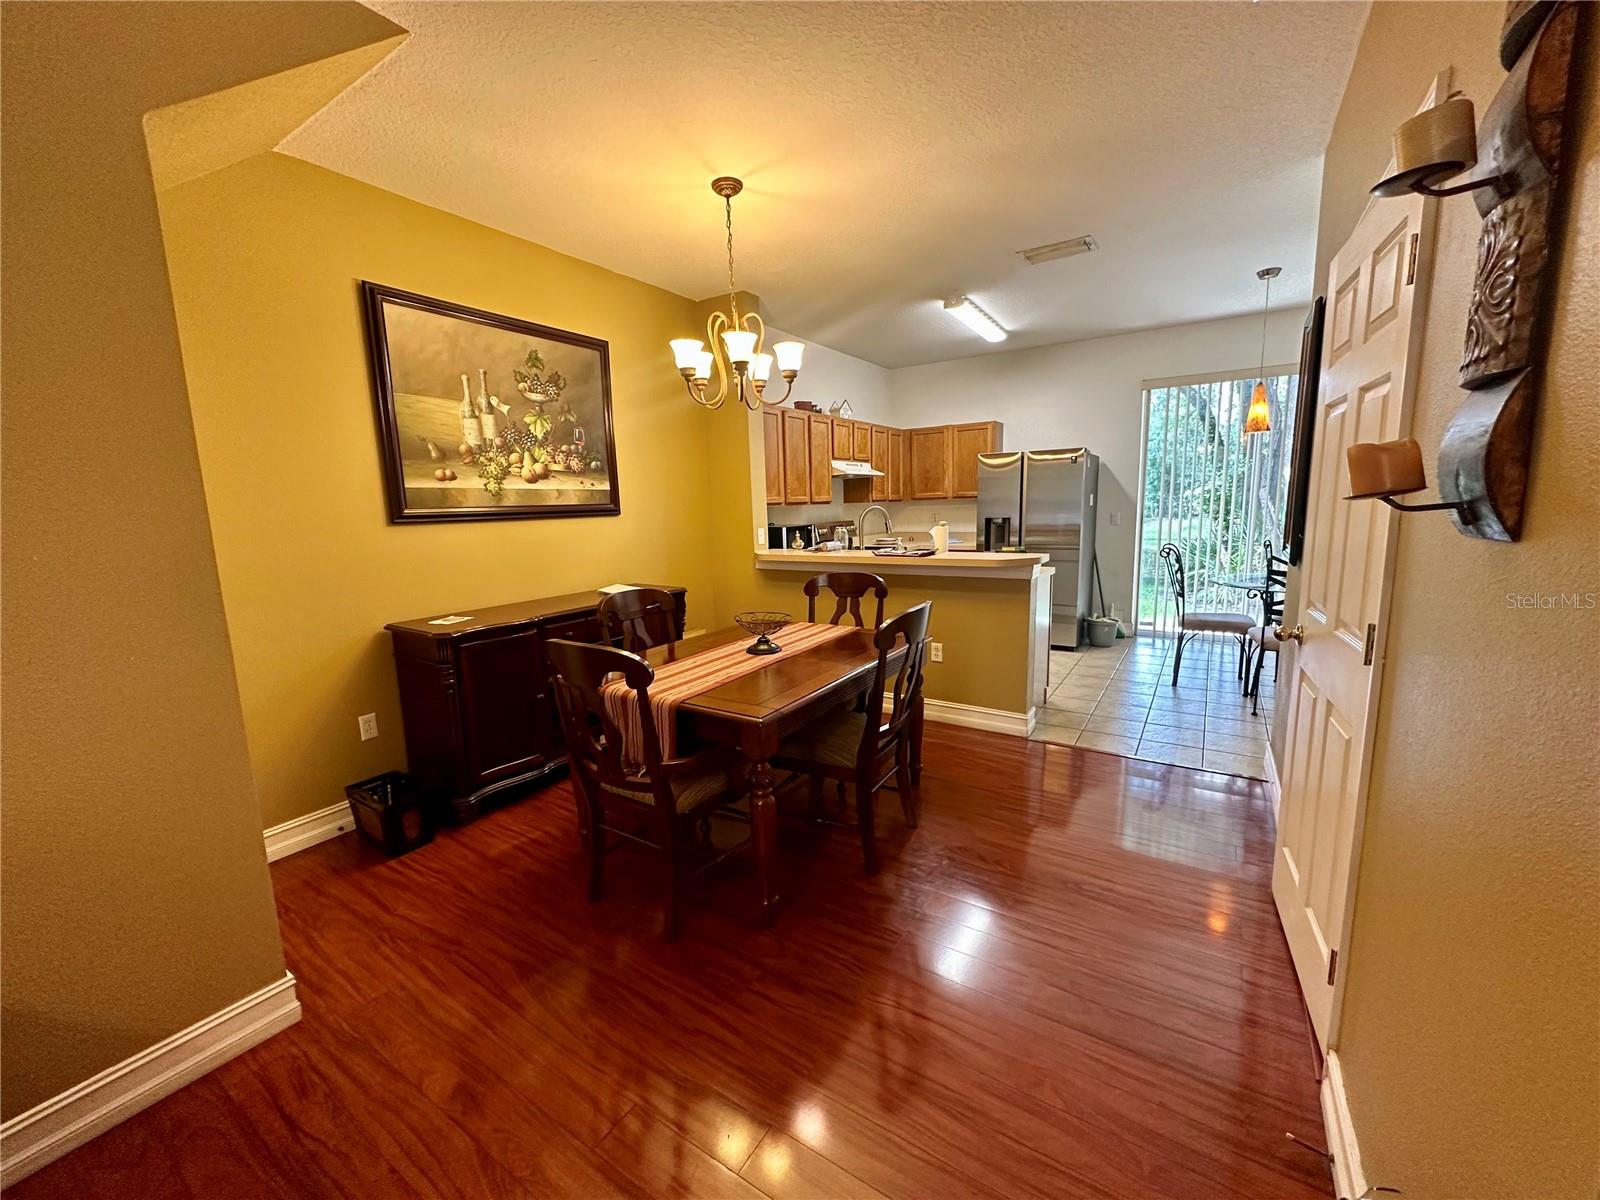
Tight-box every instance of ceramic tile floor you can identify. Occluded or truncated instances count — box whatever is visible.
[1032,631,1276,779]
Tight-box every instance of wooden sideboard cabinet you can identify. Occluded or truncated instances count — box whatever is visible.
[386,587,686,821]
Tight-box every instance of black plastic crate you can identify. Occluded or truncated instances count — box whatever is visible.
[344,771,433,857]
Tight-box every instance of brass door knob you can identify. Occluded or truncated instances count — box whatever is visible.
[1275,623,1304,644]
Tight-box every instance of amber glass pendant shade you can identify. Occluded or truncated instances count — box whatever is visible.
[1244,381,1271,435]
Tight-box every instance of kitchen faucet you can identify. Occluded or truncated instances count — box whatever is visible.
[857,505,894,543]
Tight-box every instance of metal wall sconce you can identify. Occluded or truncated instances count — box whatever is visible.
[1352,0,1583,541]
[1346,439,1472,518]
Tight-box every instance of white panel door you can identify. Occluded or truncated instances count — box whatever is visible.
[1273,180,1437,1050]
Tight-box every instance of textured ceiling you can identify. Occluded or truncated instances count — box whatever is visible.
[281,1,1368,367]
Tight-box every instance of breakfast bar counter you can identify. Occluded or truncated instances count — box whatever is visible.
[746,550,1054,725]
[755,548,1048,579]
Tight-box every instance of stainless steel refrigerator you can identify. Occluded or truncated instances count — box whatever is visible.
[977,448,1100,649]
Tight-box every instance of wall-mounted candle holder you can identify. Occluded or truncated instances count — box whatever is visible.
[1355,0,1584,542]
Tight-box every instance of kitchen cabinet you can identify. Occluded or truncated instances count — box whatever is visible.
[831,418,852,459]
[951,421,1004,497]
[808,412,833,503]
[908,425,953,499]
[869,425,891,501]
[387,589,687,821]
[762,409,783,504]
[782,408,811,504]
[889,430,906,501]
[851,420,872,461]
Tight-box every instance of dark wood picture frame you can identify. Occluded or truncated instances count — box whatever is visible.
[361,281,621,523]
[1283,297,1325,565]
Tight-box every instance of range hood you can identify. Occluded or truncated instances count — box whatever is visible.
[830,459,883,478]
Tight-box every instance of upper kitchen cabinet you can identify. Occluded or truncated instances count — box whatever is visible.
[889,429,906,501]
[870,425,891,502]
[831,417,852,459]
[851,420,872,461]
[762,409,784,504]
[908,425,952,499]
[781,407,812,504]
[808,412,833,503]
[951,421,1004,497]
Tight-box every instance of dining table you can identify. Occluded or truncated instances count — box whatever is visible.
[631,622,917,924]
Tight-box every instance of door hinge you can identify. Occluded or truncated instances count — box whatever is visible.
[1405,233,1419,285]
[1327,948,1339,986]
[1362,623,1377,666]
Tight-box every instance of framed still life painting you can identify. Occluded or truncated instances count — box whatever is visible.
[361,281,621,522]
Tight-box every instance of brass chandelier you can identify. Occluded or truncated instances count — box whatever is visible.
[669,177,804,411]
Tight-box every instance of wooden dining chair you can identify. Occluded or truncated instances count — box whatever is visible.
[546,638,750,940]
[775,602,931,874]
[598,587,679,655]
[803,572,889,629]
[1245,540,1289,714]
[1159,543,1253,686]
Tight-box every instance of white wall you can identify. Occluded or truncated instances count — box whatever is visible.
[887,307,1307,621]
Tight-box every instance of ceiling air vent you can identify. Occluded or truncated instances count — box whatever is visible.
[1018,235,1097,265]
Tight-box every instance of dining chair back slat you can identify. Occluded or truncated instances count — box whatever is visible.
[598,587,679,656]
[804,572,889,629]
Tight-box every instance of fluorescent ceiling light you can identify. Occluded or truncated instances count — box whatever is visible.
[942,295,1007,343]
[1018,235,1097,265]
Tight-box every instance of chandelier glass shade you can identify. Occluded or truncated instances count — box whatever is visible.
[670,177,803,411]
[1244,266,1280,436]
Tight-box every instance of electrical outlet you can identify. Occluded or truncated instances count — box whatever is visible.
[358,713,379,741]
[929,642,944,663]
[756,526,767,547]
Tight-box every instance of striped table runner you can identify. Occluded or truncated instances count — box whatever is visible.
[602,622,856,766]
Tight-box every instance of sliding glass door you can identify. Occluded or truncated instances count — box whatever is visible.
[1136,370,1300,633]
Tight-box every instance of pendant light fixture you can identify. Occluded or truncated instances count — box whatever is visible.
[1244,266,1280,436]
[669,177,803,412]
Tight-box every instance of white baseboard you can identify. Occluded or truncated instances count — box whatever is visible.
[914,696,1034,738]
[1321,1049,1366,1200]
[1264,741,1283,823]
[264,801,354,862]
[0,972,301,1188]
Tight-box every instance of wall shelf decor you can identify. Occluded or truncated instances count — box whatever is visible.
[1359,0,1583,541]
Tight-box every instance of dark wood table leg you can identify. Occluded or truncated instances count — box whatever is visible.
[747,758,779,926]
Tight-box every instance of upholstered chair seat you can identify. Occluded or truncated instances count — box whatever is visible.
[1182,611,1255,634]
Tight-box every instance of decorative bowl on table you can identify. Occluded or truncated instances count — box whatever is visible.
[734,611,792,656]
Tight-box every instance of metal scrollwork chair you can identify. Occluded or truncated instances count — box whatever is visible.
[1159,543,1254,687]
[1244,540,1290,715]
[546,638,749,941]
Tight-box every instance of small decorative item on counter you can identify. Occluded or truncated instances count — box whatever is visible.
[344,771,434,856]
[734,611,792,656]
[793,401,821,412]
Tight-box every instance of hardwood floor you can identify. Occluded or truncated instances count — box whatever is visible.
[12,726,1331,1199]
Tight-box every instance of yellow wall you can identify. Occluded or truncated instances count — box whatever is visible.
[0,2,403,1121]
[156,151,722,831]
[1314,6,1600,1196]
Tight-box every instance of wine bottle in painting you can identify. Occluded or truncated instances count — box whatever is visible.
[459,374,483,451]
[476,368,499,443]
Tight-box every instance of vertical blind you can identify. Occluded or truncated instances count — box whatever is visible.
[1136,371,1300,633]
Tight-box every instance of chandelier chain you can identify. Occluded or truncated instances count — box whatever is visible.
[725,195,740,326]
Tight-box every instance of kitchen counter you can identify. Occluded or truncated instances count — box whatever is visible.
[755,548,1049,580]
